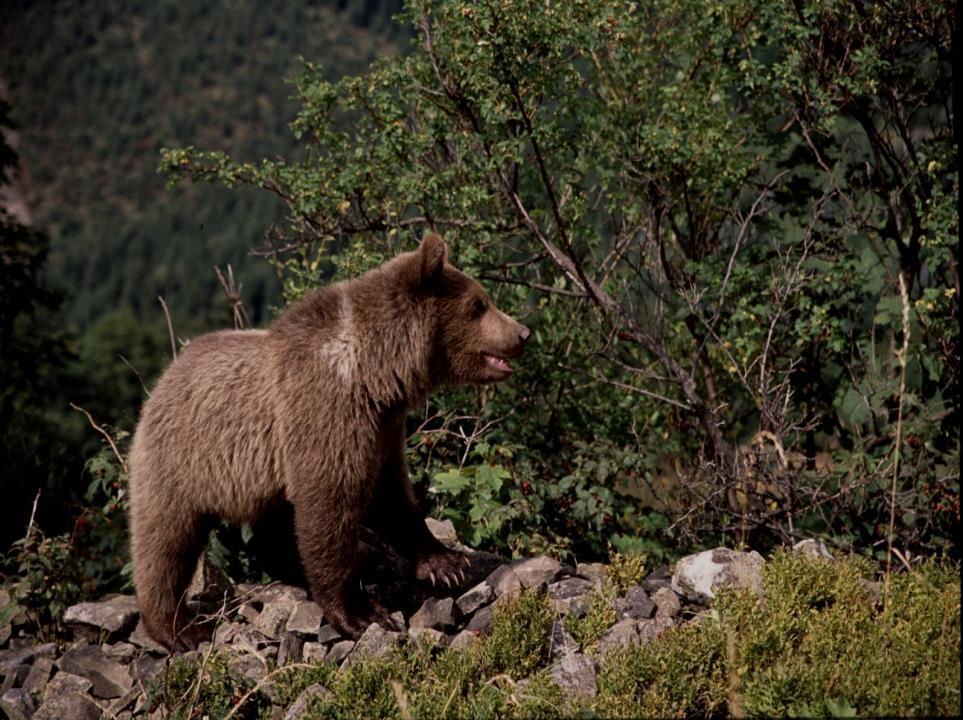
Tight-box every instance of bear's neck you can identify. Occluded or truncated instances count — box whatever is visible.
[279,278,433,411]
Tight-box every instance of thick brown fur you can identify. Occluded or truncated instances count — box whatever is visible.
[128,235,529,650]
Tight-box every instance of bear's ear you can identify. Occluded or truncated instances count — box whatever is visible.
[419,233,449,281]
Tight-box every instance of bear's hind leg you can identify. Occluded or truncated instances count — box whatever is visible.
[132,509,212,651]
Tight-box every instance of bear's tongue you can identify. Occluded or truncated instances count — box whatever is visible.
[484,353,512,373]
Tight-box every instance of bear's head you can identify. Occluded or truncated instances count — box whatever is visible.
[408,233,530,385]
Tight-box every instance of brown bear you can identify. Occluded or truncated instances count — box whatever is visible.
[128,234,530,650]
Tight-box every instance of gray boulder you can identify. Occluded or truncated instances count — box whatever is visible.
[425,518,459,546]
[34,671,99,720]
[410,597,456,630]
[620,586,655,620]
[58,643,133,699]
[63,596,139,641]
[512,556,562,589]
[547,578,595,617]
[651,587,682,619]
[549,621,579,659]
[343,624,402,667]
[597,618,640,656]
[671,548,765,602]
[1,689,34,720]
[254,600,297,640]
[286,601,323,638]
[549,653,597,698]
[456,582,494,616]
[284,683,334,720]
[324,640,355,664]
[486,566,522,599]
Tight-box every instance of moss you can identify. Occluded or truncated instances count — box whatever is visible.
[149,553,960,720]
[149,652,263,720]
[605,551,647,594]
[564,585,617,653]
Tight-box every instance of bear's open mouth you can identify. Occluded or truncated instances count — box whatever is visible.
[482,352,513,374]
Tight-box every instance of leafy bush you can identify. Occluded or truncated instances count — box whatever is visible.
[162,0,958,561]
[1,427,131,633]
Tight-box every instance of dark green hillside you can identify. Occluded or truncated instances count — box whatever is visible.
[0,0,404,330]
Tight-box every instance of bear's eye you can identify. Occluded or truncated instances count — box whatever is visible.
[470,298,486,318]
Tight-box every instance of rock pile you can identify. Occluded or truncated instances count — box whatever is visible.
[0,521,791,719]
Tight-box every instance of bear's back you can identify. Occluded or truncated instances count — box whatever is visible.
[130,329,285,522]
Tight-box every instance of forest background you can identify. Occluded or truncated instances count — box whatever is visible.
[0,0,957,616]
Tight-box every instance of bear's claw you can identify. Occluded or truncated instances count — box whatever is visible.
[416,547,471,592]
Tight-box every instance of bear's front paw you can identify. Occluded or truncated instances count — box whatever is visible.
[415,548,471,589]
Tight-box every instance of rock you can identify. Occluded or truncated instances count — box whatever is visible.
[512,556,562,589]
[465,606,493,634]
[0,625,10,648]
[641,566,672,594]
[549,653,597,698]
[448,630,477,651]
[317,624,341,644]
[597,618,639,656]
[793,538,834,560]
[547,578,595,617]
[1,664,29,695]
[284,683,334,720]
[671,548,765,602]
[286,601,323,638]
[22,656,54,696]
[576,562,607,586]
[255,600,296,640]
[242,583,308,605]
[425,518,459,546]
[456,582,494,616]
[237,603,260,625]
[651,587,682,619]
[58,643,133,699]
[278,633,304,665]
[302,642,326,663]
[1,689,34,720]
[227,652,269,685]
[859,578,882,604]
[637,617,674,644]
[410,597,456,630]
[128,619,168,654]
[324,640,355,664]
[389,611,406,631]
[129,655,166,683]
[187,554,234,606]
[102,642,138,664]
[344,623,402,666]
[34,671,99,720]
[620,586,655,620]
[549,621,579,658]
[0,643,56,673]
[486,566,522,598]
[409,627,446,649]
[63,595,139,641]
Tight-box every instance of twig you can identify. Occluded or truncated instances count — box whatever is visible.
[158,296,177,360]
[118,354,151,398]
[26,489,41,535]
[884,271,910,613]
[214,264,250,330]
[69,403,129,475]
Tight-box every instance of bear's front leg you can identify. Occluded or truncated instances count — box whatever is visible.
[368,423,470,589]
[290,483,399,640]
